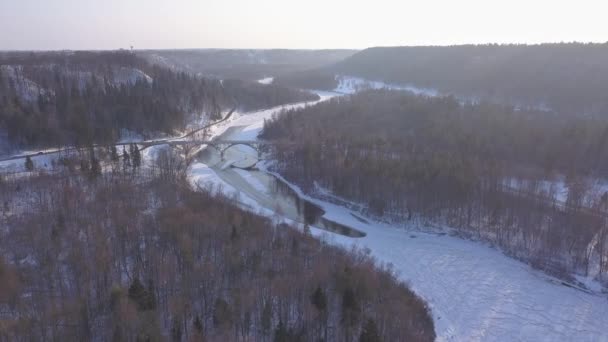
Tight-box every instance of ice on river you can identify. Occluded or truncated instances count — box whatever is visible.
[187,90,608,342]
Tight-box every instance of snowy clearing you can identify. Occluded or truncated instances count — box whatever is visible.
[257,77,274,84]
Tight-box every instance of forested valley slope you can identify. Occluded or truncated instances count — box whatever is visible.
[0,51,318,153]
[261,89,608,284]
[276,43,608,117]
[0,150,435,341]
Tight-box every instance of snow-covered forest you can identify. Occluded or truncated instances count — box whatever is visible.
[0,153,434,341]
[3,42,608,342]
[0,51,318,152]
[261,89,608,283]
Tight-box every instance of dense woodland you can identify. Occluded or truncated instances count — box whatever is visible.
[261,90,608,282]
[142,49,356,81]
[277,43,608,116]
[0,51,317,151]
[221,79,318,112]
[0,152,434,341]
[273,71,338,91]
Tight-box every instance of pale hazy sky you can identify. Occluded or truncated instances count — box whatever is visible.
[1,0,607,50]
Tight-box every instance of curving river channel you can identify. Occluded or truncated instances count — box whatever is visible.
[196,123,365,238]
[190,86,608,342]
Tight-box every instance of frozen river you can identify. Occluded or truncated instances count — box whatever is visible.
[187,84,608,341]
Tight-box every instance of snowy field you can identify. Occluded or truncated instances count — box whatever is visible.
[187,89,608,342]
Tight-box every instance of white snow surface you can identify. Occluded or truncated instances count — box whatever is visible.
[286,183,608,342]
[140,144,170,166]
[502,176,608,206]
[202,91,337,143]
[186,89,608,342]
[0,65,51,102]
[257,77,274,85]
[0,65,152,100]
[189,162,238,195]
[113,67,153,85]
[0,149,72,174]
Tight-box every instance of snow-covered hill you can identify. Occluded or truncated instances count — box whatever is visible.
[0,64,153,100]
[113,66,153,85]
[0,65,51,102]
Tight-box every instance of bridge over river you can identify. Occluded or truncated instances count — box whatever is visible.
[0,139,290,163]
[142,139,283,161]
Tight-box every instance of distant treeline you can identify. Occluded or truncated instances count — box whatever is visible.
[141,49,356,81]
[0,165,434,341]
[261,90,608,280]
[222,79,319,112]
[0,51,317,150]
[276,43,608,116]
[274,70,338,90]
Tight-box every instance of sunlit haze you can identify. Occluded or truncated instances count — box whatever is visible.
[1,0,607,50]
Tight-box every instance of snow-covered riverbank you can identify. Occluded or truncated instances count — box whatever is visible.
[187,88,608,342]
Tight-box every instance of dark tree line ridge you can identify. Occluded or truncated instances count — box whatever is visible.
[276,43,608,117]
